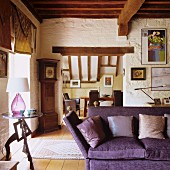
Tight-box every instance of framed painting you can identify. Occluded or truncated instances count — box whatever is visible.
[141,28,166,65]
[131,67,146,80]
[0,50,8,77]
[151,67,170,91]
[103,75,113,87]
[70,80,80,88]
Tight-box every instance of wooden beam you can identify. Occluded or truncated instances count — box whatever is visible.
[115,56,120,76]
[78,56,82,81]
[52,47,134,55]
[68,56,72,80]
[21,0,42,23]
[88,56,91,81]
[101,64,117,67]
[118,0,145,36]
[97,56,101,81]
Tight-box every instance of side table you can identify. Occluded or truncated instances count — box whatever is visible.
[1,112,43,170]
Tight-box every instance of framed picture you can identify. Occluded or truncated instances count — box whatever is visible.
[151,67,170,91]
[103,75,113,87]
[131,68,146,80]
[70,80,80,88]
[0,50,8,77]
[141,28,166,65]
[163,98,170,105]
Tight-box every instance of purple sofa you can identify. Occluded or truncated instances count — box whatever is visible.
[63,106,170,170]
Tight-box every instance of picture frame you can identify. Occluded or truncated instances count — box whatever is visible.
[131,68,146,80]
[163,98,170,105]
[151,67,170,91]
[70,79,80,88]
[103,75,113,87]
[141,28,166,65]
[0,50,8,77]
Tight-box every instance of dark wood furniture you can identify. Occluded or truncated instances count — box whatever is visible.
[2,112,43,170]
[81,96,114,117]
[37,58,60,133]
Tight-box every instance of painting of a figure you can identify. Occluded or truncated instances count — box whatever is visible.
[141,29,166,65]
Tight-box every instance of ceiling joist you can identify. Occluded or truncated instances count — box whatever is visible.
[118,0,145,36]
[52,47,134,56]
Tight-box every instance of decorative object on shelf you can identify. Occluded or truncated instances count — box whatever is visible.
[163,98,170,105]
[131,68,146,80]
[103,75,113,87]
[141,28,166,65]
[151,67,170,91]
[6,77,29,115]
[70,79,80,88]
[134,85,168,105]
[0,50,7,77]
[27,109,37,115]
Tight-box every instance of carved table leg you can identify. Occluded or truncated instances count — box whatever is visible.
[4,133,18,160]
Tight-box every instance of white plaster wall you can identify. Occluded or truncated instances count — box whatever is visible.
[124,19,170,106]
[40,18,170,111]
[10,0,41,131]
[40,18,127,123]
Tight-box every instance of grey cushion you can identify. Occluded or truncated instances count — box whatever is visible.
[108,116,133,137]
[88,137,145,159]
[141,138,170,160]
[77,116,106,148]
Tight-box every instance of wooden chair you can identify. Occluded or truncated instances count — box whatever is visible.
[89,90,100,106]
[63,93,80,115]
[113,90,123,106]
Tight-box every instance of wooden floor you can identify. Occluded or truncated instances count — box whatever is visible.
[9,120,85,170]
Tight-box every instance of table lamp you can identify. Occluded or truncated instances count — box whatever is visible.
[134,85,169,105]
[6,77,29,115]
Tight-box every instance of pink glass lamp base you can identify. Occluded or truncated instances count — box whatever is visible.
[11,93,26,116]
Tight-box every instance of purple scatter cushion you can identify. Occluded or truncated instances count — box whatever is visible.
[77,116,106,148]
[88,137,145,159]
[141,138,170,160]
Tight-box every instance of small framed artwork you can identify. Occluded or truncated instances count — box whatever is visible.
[103,75,113,87]
[0,50,8,77]
[163,98,170,105]
[141,28,166,65]
[151,67,170,91]
[131,68,146,80]
[70,80,80,88]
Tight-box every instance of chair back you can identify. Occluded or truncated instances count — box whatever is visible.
[89,91,100,106]
[64,100,77,114]
[113,90,123,106]
[63,93,70,100]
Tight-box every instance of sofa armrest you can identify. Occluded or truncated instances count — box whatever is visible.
[63,111,89,158]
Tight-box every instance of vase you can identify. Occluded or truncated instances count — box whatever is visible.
[11,93,26,115]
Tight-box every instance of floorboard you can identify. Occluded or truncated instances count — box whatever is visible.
[8,112,85,170]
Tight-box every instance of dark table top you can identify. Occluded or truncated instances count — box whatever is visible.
[1,112,43,119]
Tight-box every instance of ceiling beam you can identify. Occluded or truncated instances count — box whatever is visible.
[68,56,72,80]
[78,56,82,81]
[97,56,101,81]
[52,47,134,56]
[21,0,42,23]
[118,0,145,36]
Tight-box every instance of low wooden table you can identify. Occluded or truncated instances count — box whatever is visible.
[81,97,114,117]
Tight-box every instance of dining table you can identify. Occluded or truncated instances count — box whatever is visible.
[80,96,114,117]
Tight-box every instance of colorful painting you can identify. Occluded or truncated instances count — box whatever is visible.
[141,29,166,65]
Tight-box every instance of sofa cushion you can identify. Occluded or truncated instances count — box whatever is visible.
[77,115,106,148]
[165,114,170,138]
[141,138,170,160]
[138,114,165,139]
[88,137,145,159]
[108,116,133,137]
